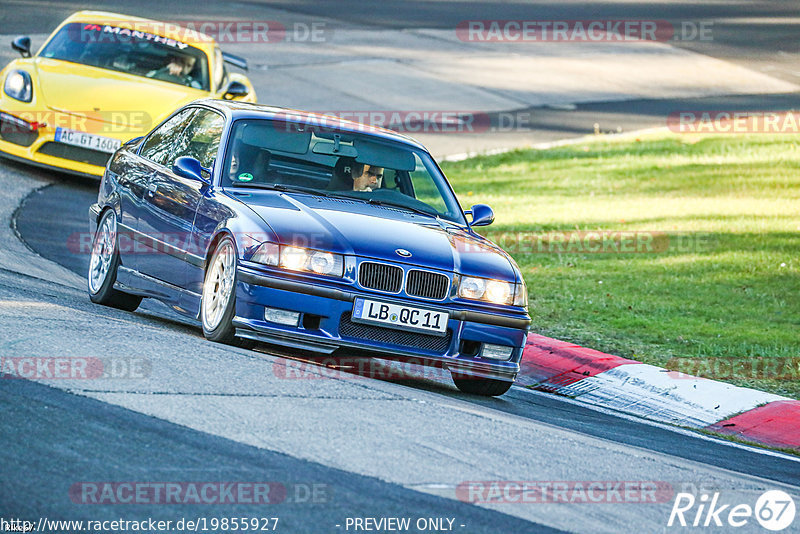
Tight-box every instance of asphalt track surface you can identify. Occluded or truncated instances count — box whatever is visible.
[4,0,800,84]
[2,378,555,533]
[3,2,800,533]
[2,0,798,148]
[6,155,800,534]
[11,179,800,488]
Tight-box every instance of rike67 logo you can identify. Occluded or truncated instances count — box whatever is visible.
[668,490,796,531]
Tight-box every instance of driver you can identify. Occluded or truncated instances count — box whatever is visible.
[352,164,384,192]
[147,54,197,87]
[328,158,384,191]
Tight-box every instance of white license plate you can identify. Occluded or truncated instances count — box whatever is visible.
[352,298,448,336]
[55,127,121,154]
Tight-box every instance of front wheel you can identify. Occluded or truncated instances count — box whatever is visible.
[452,373,513,397]
[88,210,142,312]
[201,236,239,344]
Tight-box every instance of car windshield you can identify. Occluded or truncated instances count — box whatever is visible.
[39,22,210,90]
[221,118,467,224]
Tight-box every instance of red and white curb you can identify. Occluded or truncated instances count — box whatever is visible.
[518,333,800,452]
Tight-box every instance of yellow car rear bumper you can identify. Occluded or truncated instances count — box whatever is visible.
[0,109,138,178]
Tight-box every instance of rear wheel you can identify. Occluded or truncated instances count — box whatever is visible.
[88,210,142,312]
[201,236,239,344]
[452,374,513,397]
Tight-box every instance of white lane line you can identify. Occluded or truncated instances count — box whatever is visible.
[512,385,800,464]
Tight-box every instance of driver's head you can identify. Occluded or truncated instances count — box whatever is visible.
[178,55,196,75]
[168,55,196,76]
[352,164,384,192]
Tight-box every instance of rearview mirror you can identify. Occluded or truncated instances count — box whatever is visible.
[223,80,249,100]
[467,204,494,227]
[311,140,358,157]
[11,36,31,58]
[173,156,209,184]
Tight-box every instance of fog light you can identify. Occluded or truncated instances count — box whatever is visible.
[264,307,300,326]
[481,344,514,361]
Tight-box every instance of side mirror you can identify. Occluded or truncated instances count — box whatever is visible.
[12,36,31,58]
[467,204,494,227]
[223,80,249,100]
[172,156,209,184]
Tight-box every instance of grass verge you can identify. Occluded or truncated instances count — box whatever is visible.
[442,132,800,399]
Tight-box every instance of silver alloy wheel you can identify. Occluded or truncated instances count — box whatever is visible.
[88,212,116,294]
[202,239,236,331]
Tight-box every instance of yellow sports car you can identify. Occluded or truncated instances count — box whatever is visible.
[0,11,257,178]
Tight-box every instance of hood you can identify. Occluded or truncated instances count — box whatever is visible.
[238,192,517,281]
[33,58,204,133]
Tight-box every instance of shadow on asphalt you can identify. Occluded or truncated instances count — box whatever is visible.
[0,378,562,533]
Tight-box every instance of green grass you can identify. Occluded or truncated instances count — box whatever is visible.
[441,133,800,399]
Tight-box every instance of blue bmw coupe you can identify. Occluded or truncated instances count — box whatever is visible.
[88,100,530,396]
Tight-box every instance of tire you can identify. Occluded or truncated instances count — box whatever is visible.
[452,373,513,397]
[88,210,142,312]
[201,236,240,344]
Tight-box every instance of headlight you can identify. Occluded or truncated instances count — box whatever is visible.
[309,250,338,274]
[458,276,486,300]
[513,279,528,307]
[458,275,527,307]
[485,279,511,303]
[4,70,32,102]
[281,246,308,271]
[251,242,279,266]
[251,243,344,277]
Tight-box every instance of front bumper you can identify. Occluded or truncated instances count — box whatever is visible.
[0,109,129,178]
[234,264,530,382]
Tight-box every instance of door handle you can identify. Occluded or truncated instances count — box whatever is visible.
[147,182,158,197]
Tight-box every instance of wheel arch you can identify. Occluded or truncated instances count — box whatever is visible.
[202,228,238,275]
[93,194,122,224]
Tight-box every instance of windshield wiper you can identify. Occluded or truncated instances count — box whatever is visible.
[366,198,438,218]
[271,184,333,196]
[230,183,333,197]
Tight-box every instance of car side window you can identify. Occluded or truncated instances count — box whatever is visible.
[171,109,226,174]
[140,108,197,167]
